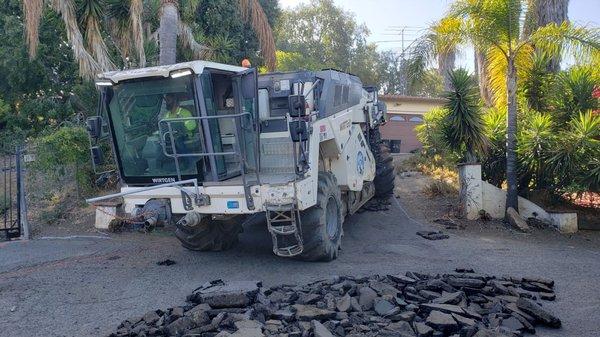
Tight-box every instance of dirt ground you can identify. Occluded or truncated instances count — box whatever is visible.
[1,171,599,337]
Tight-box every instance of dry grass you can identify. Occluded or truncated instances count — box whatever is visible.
[423,179,458,197]
[394,154,459,198]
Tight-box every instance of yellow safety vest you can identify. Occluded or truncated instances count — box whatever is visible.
[166,107,197,136]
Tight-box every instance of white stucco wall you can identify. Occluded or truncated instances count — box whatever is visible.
[459,164,578,233]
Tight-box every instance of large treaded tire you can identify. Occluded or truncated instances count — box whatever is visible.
[175,216,243,251]
[369,127,395,198]
[298,172,343,262]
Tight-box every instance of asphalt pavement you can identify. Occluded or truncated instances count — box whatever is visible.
[0,198,598,337]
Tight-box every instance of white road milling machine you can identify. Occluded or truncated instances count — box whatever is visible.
[86,61,394,261]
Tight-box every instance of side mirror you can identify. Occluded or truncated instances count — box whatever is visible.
[91,146,104,166]
[288,95,306,117]
[87,116,103,139]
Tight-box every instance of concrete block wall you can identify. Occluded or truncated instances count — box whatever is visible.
[459,164,578,233]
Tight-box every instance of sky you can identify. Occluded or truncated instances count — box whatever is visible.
[278,0,600,70]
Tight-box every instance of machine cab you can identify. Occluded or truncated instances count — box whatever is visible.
[92,61,259,187]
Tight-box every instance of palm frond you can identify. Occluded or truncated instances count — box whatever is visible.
[451,0,524,51]
[178,21,213,60]
[23,0,44,58]
[50,0,101,79]
[432,16,463,55]
[406,35,435,89]
[486,42,533,108]
[528,22,600,63]
[179,0,201,22]
[85,17,116,71]
[79,0,116,72]
[239,0,276,70]
[130,0,146,67]
[106,0,132,61]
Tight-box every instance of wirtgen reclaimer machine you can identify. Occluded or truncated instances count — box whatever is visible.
[87,61,394,261]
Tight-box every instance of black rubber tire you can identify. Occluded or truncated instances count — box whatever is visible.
[369,127,395,198]
[175,216,243,251]
[297,172,344,262]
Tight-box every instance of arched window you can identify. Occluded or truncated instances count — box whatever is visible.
[390,116,405,122]
[409,116,424,122]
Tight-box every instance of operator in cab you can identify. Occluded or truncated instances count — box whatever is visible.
[164,93,197,137]
[162,93,199,171]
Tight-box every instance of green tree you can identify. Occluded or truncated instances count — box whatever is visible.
[0,1,95,142]
[408,17,464,91]
[21,0,278,77]
[276,0,380,82]
[447,0,600,212]
[157,0,277,68]
[194,0,280,67]
[523,0,569,72]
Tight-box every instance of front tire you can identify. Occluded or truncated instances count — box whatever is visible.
[298,172,343,262]
[175,216,243,251]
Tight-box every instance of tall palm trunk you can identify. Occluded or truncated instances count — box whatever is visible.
[159,0,179,66]
[474,49,494,107]
[130,0,146,67]
[506,56,519,211]
[524,0,569,72]
[438,50,456,91]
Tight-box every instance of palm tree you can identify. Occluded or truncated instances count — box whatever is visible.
[23,0,145,78]
[22,0,277,78]
[474,49,494,106]
[523,0,569,72]
[448,0,600,212]
[408,17,463,91]
[158,0,276,69]
[158,0,179,65]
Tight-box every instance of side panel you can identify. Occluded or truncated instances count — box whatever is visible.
[329,125,376,191]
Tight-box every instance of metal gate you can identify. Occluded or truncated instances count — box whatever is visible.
[1,147,27,240]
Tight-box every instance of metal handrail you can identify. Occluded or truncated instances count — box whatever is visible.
[158,111,260,210]
[86,179,201,204]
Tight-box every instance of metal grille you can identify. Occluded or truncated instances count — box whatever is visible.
[1,147,26,240]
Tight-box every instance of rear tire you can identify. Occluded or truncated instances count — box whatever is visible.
[298,172,343,262]
[369,127,395,198]
[175,216,243,251]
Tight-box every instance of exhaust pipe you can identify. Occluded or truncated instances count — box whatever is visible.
[177,212,203,228]
[144,214,158,228]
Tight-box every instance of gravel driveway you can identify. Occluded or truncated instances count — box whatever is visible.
[0,197,599,337]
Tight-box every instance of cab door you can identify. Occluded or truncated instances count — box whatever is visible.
[232,68,260,174]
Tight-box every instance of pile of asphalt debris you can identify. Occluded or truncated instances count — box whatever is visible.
[108,269,560,337]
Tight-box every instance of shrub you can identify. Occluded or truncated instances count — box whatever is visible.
[481,108,506,187]
[516,110,555,190]
[548,111,600,193]
[415,107,451,158]
[31,126,93,196]
[550,66,599,122]
[442,69,487,162]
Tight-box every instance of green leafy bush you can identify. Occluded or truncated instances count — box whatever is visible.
[31,126,93,195]
[516,110,555,189]
[550,66,599,122]
[442,69,488,162]
[547,111,600,193]
[415,107,451,158]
